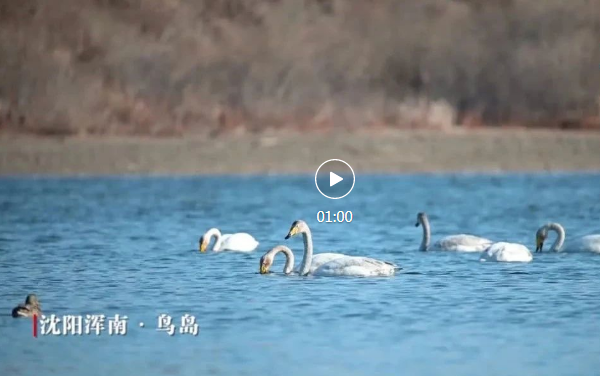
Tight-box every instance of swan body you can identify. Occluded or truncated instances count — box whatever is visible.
[295,252,347,274]
[433,235,494,252]
[571,235,600,253]
[309,256,398,277]
[480,242,533,263]
[261,220,399,277]
[11,294,41,318]
[199,228,258,253]
[536,222,600,253]
[415,212,492,252]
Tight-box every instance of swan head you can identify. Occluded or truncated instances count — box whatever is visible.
[198,236,208,252]
[285,220,308,239]
[259,253,273,274]
[415,212,427,227]
[535,226,549,252]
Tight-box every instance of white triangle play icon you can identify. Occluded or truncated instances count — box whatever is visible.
[330,172,343,187]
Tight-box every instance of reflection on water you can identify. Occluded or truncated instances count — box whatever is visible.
[1,174,599,376]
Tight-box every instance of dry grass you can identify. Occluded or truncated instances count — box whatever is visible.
[1,0,599,136]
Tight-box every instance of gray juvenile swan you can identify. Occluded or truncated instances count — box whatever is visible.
[536,222,600,253]
[415,212,492,252]
[261,220,399,277]
[259,245,295,274]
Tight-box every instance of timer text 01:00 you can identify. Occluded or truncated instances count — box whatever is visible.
[316,211,353,223]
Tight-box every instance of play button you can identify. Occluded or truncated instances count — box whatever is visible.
[315,159,355,199]
[330,172,343,187]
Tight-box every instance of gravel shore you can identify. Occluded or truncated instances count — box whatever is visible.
[1,129,600,175]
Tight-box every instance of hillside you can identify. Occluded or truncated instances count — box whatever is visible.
[1,0,599,136]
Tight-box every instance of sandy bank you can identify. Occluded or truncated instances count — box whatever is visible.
[1,129,600,175]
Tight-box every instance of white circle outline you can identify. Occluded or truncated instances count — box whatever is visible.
[314,159,355,200]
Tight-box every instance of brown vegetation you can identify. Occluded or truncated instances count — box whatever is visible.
[0,0,599,136]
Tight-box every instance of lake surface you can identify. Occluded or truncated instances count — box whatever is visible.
[1,174,599,376]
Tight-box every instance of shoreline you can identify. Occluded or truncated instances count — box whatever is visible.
[1,129,600,175]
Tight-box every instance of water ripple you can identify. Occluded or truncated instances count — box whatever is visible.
[0,174,599,376]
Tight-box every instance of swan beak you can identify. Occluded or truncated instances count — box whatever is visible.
[414,222,420,227]
[285,226,298,239]
[199,240,207,253]
[260,264,269,274]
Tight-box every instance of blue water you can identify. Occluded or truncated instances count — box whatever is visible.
[1,174,600,376]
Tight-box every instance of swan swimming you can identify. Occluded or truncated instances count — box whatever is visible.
[266,220,398,277]
[11,294,42,318]
[199,228,259,253]
[480,242,533,263]
[415,212,492,252]
[536,222,600,253]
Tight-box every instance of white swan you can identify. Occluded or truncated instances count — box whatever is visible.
[415,212,492,252]
[480,242,533,263]
[267,220,399,277]
[199,228,259,253]
[536,222,600,253]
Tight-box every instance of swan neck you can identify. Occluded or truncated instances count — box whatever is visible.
[547,223,566,251]
[298,230,313,276]
[420,217,431,251]
[280,247,295,274]
[207,229,223,250]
